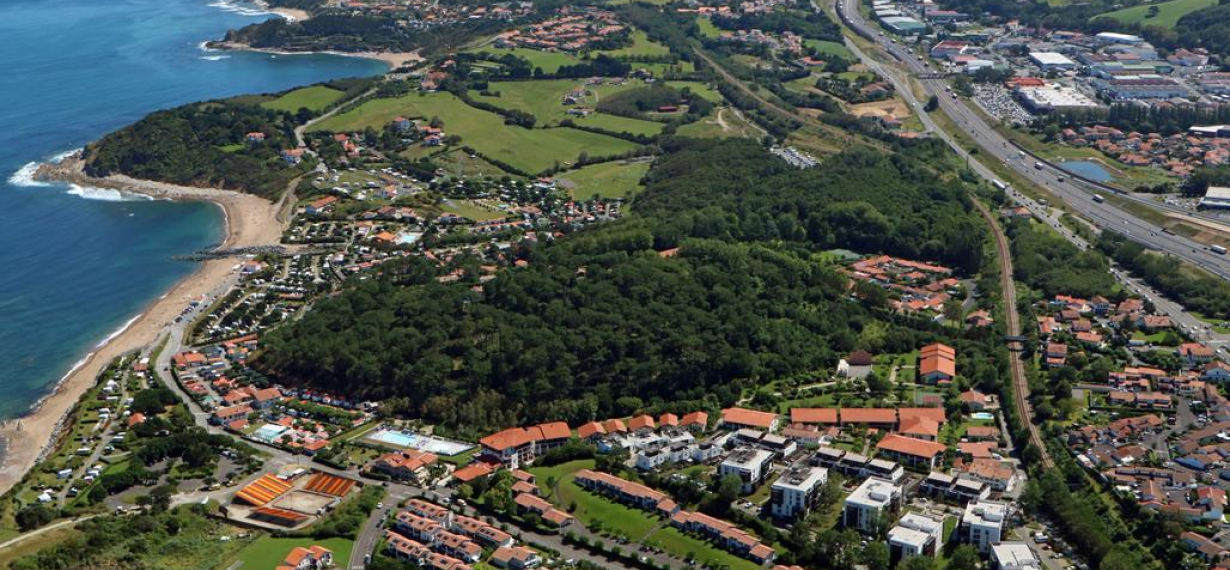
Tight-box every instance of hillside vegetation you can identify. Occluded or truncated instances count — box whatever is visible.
[257,138,988,436]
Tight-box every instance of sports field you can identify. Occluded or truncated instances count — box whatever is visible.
[465,47,581,73]
[1093,0,1215,27]
[262,85,347,112]
[558,160,651,199]
[313,93,637,173]
[471,79,666,134]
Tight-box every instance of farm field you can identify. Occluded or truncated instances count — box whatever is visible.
[471,79,666,134]
[465,47,581,73]
[311,93,638,173]
[558,160,651,199]
[231,536,355,570]
[262,85,347,113]
[1093,0,1215,27]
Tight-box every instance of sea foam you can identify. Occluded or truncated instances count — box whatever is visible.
[207,0,272,17]
[66,184,152,202]
[8,162,50,187]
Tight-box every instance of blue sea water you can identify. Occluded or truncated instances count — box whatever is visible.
[0,0,385,419]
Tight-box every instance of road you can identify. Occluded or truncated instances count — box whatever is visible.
[832,0,1230,279]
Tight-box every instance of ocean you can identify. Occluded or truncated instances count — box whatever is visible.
[0,0,386,419]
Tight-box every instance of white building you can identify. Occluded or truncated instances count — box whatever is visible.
[888,513,945,560]
[992,542,1040,570]
[1200,186,1230,210]
[770,466,828,520]
[962,500,1008,552]
[843,477,903,533]
[1029,52,1076,70]
[719,448,775,493]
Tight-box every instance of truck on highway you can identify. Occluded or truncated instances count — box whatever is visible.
[1213,245,1227,255]
[992,180,1007,190]
[1092,194,1105,203]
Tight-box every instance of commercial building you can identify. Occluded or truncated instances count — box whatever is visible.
[1029,52,1076,70]
[1199,186,1230,210]
[961,500,1009,553]
[843,477,903,533]
[880,16,926,35]
[1092,78,1190,101]
[888,513,945,560]
[1015,85,1101,113]
[719,448,775,493]
[770,466,828,520]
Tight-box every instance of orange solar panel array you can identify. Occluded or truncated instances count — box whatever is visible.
[304,472,356,497]
[235,474,293,506]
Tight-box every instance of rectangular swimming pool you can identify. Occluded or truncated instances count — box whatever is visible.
[364,428,474,456]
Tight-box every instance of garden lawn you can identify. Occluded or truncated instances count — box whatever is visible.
[234,536,354,569]
[559,160,651,199]
[598,30,672,57]
[530,460,659,540]
[465,47,581,73]
[527,459,595,499]
[1093,0,1216,28]
[644,527,763,570]
[312,93,637,173]
[262,85,347,112]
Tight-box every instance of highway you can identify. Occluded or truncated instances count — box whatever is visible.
[833,0,1230,279]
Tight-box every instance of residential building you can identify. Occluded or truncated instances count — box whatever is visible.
[991,543,1040,570]
[843,477,902,533]
[888,513,945,560]
[770,465,828,520]
[719,448,775,493]
[962,500,1008,553]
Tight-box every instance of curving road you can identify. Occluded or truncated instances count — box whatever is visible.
[833,0,1230,279]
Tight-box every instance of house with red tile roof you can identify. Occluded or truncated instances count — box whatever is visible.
[721,407,780,431]
[876,434,946,470]
[919,343,956,384]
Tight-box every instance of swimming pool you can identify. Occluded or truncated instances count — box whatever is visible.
[365,428,474,456]
[971,412,995,421]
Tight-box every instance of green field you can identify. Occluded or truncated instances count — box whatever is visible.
[634,60,697,76]
[644,527,762,570]
[528,460,659,539]
[559,160,652,198]
[697,16,723,39]
[471,79,666,134]
[263,85,347,112]
[805,39,854,59]
[1094,0,1215,28]
[440,199,508,221]
[312,92,638,173]
[666,81,723,103]
[676,108,760,139]
[598,30,672,57]
[466,47,582,73]
[233,536,355,570]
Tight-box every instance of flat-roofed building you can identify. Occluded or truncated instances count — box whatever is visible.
[843,477,903,533]
[888,513,945,560]
[770,466,828,520]
[992,543,1040,570]
[719,448,775,493]
[1200,186,1230,210]
[962,500,1009,552]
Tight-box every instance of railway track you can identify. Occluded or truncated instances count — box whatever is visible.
[971,198,1055,471]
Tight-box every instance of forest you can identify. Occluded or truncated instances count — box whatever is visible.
[223,13,509,55]
[84,100,312,199]
[1098,232,1230,319]
[257,138,988,437]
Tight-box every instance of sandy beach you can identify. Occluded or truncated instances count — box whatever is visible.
[0,156,286,496]
[206,40,423,69]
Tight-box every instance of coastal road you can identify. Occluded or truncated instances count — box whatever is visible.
[833,0,1230,279]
